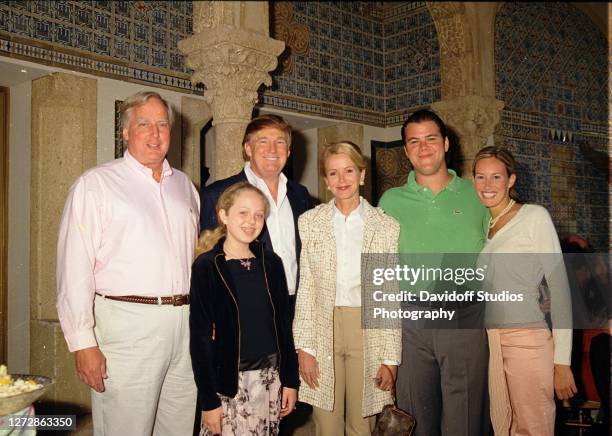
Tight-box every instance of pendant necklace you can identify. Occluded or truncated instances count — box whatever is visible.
[489,199,516,229]
[224,247,253,271]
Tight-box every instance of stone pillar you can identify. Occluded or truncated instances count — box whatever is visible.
[181,96,212,189]
[317,124,365,203]
[427,2,474,99]
[30,73,97,411]
[431,95,504,176]
[178,2,285,179]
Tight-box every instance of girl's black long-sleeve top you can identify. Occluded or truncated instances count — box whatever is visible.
[189,238,299,412]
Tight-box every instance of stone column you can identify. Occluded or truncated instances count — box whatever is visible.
[181,96,212,189]
[178,2,285,179]
[431,95,504,176]
[427,2,474,99]
[30,73,97,411]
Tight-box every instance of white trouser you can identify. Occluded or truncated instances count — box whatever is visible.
[92,294,196,436]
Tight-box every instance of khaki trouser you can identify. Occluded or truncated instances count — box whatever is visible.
[313,307,375,436]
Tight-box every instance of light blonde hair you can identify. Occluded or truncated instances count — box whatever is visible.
[196,182,269,255]
[120,91,174,130]
[319,141,366,177]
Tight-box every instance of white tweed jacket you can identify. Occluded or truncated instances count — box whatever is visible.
[293,199,402,417]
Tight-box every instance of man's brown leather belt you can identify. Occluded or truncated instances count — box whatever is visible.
[95,292,190,306]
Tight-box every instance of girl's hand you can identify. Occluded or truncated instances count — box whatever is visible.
[554,364,577,400]
[202,407,223,435]
[375,364,397,391]
[298,350,320,389]
[280,387,298,418]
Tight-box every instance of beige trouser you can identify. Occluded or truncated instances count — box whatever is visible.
[488,328,555,436]
[91,295,197,436]
[313,307,375,436]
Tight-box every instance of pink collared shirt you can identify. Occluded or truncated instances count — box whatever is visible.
[56,151,200,352]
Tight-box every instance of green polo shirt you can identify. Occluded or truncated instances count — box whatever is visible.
[379,170,489,254]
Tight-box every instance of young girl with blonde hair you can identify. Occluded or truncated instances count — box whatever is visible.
[190,182,299,435]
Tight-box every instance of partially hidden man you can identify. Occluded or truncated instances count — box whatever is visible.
[57,91,200,435]
[200,114,312,319]
[379,109,490,436]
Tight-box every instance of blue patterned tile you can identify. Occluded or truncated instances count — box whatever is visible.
[93,32,110,55]
[75,4,91,26]
[55,23,72,44]
[133,21,148,42]
[114,1,130,17]
[73,28,91,50]
[0,9,8,31]
[113,37,129,60]
[34,18,52,40]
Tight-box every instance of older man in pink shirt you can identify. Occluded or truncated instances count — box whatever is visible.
[56,91,200,435]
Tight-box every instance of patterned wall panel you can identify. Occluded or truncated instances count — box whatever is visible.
[371,140,412,205]
[383,7,440,117]
[267,1,441,126]
[0,1,440,125]
[0,0,200,93]
[494,2,608,251]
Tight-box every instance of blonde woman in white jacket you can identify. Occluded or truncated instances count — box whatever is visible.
[293,141,401,436]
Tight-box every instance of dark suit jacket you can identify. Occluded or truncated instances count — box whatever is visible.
[200,170,312,261]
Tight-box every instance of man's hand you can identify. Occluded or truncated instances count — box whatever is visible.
[298,350,320,389]
[375,364,397,391]
[202,407,223,435]
[75,346,106,392]
[554,364,577,400]
[280,387,297,418]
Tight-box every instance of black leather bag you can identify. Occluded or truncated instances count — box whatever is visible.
[371,366,417,436]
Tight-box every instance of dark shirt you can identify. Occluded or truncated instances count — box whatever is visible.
[189,239,299,413]
[226,259,278,362]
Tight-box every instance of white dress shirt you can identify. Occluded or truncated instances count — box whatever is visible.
[244,162,297,295]
[302,198,398,365]
[56,150,200,352]
[334,199,365,307]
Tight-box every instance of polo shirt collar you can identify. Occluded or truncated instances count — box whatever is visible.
[124,149,173,179]
[406,169,459,193]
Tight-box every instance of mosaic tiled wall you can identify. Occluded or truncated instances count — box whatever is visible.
[494,2,609,251]
[0,0,200,92]
[0,1,439,125]
[267,1,440,126]
[382,7,441,119]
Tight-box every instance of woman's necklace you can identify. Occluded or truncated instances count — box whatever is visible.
[224,247,253,271]
[488,199,516,229]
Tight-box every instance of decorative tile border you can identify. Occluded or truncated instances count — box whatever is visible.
[261,91,386,126]
[0,33,204,94]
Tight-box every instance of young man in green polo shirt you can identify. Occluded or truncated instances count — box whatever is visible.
[379,110,490,436]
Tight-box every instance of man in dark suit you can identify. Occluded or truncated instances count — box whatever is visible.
[200,114,312,319]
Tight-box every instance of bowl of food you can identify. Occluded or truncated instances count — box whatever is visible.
[0,365,54,416]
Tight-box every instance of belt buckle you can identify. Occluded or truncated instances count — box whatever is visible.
[172,295,183,306]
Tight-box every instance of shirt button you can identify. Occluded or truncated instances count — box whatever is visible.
[327,356,332,360]
[432,200,436,204]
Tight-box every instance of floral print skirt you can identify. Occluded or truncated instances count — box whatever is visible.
[201,366,282,436]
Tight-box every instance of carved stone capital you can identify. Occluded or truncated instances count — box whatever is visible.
[432,95,504,162]
[178,2,285,176]
[179,27,285,122]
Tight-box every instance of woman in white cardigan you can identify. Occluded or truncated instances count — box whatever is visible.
[293,141,401,436]
[473,146,576,435]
